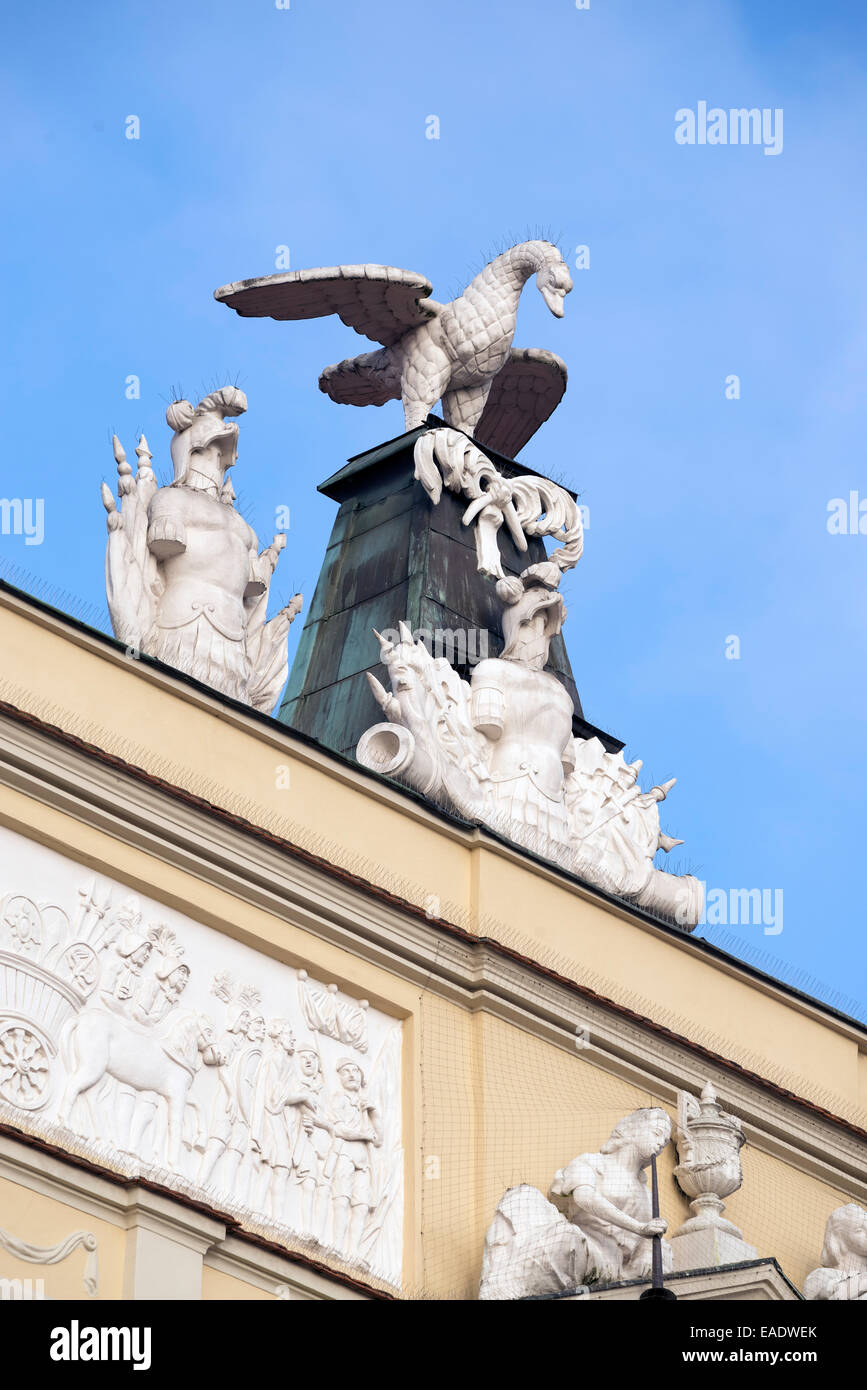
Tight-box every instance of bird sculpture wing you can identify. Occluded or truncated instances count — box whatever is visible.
[214,265,438,347]
[473,349,568,458]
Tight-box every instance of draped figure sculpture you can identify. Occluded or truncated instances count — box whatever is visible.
[480,1108,673,1299]
[804,1205,867,1300]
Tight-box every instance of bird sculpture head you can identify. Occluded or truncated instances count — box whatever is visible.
[536,255,573,318]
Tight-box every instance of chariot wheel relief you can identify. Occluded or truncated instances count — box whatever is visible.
[0,1023,51,1110]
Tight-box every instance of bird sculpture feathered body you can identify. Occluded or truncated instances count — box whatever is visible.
[215,240,573,457]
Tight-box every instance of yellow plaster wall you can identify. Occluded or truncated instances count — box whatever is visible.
[0,1172,125,1300]
[473,851,860,1111]
[418,999,686,1298]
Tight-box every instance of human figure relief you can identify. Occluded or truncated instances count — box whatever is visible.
[101,387,302,712]
[287,1043,333,1236]
[0,858,404,1283]
[250,1019,297,1217]
[135,956,191,1027]
[93,929,154,1148]
[198,989,252,1191]
[250,1030,334,1232]
[223,1009,265,1204]
[322,1059,383,1257]
[98,931,153,1017]
[118,943,192,1162]
[199,983,264,1204]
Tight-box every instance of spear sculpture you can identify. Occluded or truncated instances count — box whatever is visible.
[639,1151,677,1301]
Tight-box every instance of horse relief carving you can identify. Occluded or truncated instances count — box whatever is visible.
[0,829,404,1285]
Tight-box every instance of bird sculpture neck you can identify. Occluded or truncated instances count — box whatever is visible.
[469,240,562,297]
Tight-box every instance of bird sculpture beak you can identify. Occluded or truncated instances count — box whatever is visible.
[541,284,566,318]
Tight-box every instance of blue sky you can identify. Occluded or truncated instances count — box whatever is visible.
[2,0,866,1018]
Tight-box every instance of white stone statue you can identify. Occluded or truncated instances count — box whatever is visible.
[479,1108,673,1299]
[413,427,584,580]
[357,566,703,926]
[670,1081,756,1270]
[549,1108,673,1282]
[804,1205,867,1300]
[216,241,574,456]
[673,1082,747,1237]
[101,386,302,711]
[479,1186,592,1300]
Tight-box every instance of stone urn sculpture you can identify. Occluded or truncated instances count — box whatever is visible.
[670,1081,756,1270]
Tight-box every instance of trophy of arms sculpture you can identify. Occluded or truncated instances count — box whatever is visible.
[101,386,302,712]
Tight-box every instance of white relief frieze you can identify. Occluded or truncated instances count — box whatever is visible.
[0,827,403,1286]
[297,970,370,1052]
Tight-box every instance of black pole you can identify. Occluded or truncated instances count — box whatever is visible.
[639,1152,677,1301]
